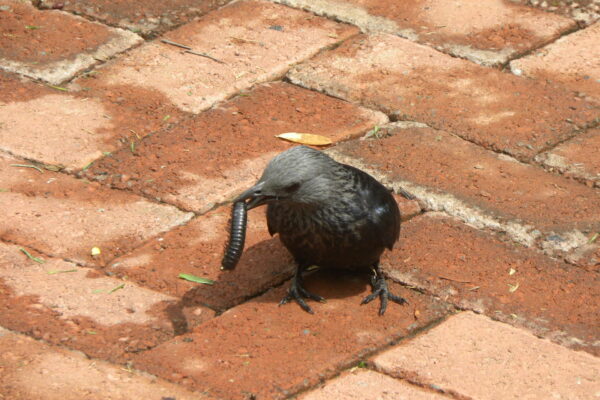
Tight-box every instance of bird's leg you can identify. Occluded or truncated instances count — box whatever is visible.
[279,263,325,314]
[361,262,408,315]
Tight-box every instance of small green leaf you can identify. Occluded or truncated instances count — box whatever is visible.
[20,248,45,264]
[178,273,214,285]
[47,85,68,92]
[589,232,599,244]
[47,269,78,275]
[108,283,125,294]
[11,163,43,173]
[25,25,41,30]
[162,114,171,122]
[130,140,135,153]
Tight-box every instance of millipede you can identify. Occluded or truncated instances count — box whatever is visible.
[221,200,248,270]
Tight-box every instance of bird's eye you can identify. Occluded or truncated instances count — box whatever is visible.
[284,182,300,193]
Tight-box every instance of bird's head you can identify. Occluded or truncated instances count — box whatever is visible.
[234,146,340,209]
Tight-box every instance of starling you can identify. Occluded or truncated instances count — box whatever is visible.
[234,145,407,315]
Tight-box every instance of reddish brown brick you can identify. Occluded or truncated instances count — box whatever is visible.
[536,127,600,187]
[0,71,189,171]
[511,22,600,103]
[0,327,211,400]
[332,124,600,246]
[90,0,358,114]
[289,34,599,161]
[134,277,451,399]
[383,214,600,355]
[0,153,192,265]
[84,82,387,212]
[110,206,295,310]
[274,0,575,66]
[36,0,231,38]
[0,0,142,84]
[374,312,600,399]
[0,243,214,362]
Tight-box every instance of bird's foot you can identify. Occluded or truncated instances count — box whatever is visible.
[279,280,325,314]
[361,276,408,315]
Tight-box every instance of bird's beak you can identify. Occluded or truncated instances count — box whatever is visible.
[234,181,272,210]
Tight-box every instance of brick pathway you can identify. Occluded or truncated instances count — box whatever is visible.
[1,0,599,399]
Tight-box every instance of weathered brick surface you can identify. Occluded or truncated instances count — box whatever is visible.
[373,312,600,399]
[84,82,386,213]
[110,206,295,311]
[0,243,214,362]
[0,153,193,265]
[288,33,599,161]
[0,71,187,171]
[274,0,575,66]
[91,0,358,114]
[536,127,600,187]
[300,369,447,400]
[331,124,600,251]
[134,277,451,399]
[0,0,142,84]
[511,22,600,103]
[384,213,600,355]
[35,0,231,38]
[0,326,211,400]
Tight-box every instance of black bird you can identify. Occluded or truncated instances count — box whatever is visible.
[234,145,407,315]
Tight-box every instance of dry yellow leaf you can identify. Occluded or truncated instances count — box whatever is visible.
[91,247,101,256]
[275,132,333,146]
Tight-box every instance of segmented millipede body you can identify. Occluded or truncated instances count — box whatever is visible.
[221,201,248,270]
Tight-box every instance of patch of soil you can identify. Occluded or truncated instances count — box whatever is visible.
[0,1,112,63]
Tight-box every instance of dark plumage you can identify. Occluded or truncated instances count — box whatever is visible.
[233,145,407,315]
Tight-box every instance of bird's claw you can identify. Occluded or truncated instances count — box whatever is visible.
[279,281,325,314]
[361,276,408,315]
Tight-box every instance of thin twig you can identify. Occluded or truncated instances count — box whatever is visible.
[437,275,471,284]
[184,50,226,64]
[160,39,191,50]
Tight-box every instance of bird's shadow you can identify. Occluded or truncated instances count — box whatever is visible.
[164,239,373,334]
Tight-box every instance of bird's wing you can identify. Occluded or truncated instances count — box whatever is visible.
[347,165,401,250]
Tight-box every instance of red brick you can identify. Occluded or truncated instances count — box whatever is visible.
[0,0,142,84]
[0,327,211,400]
[373,312,600,399]
[536,127,600,187]
[511,22,600,103]
[109,205,295,310]
[36,0,231,38]
[134,276,451,399]
[332,124,600,248]
[84,82,387,212]
[89,0,358,114]
[289,34,599,161]
[384,214,600,355]
[0,71,189,171]
[300,369,446,400]
[274,0,575,66]
[0,243,214,362]
[0,153,192,265]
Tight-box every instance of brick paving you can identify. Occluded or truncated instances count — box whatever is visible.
[1,1,599,399]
